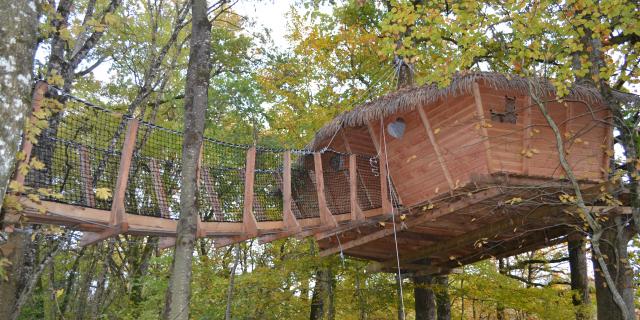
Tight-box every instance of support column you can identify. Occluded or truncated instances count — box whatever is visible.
[414,274,436,320]
[568,233,592,320]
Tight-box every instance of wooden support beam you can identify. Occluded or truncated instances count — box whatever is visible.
[319,187,503,257]
[81,118,138,246]
[378,147,392,214]
[242,147,259,237]
[149,159,171,218]
[472,82,494,173]
[110,118,139,227]
[282,151,301,232]
[349,154,364,221]
[14,81,48,186]
[78,146,95,207]
[314,152,338,228]
[417,105,454,191]
[374,204,559,269]
[522,96,532,175]
[341,131,373,207]
[201,167,223,220]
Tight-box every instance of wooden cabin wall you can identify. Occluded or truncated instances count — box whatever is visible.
[370,94,490,208]
[478,84,610,181]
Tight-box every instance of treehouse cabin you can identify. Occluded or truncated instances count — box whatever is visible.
[2,73,625,274]
[308,72,614,272]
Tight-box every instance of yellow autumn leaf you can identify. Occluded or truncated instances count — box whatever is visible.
[96,188,112,200]
[30,158,45,170]
[433,128,441,134]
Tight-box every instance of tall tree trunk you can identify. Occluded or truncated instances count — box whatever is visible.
[592,217,635,320]
[162,0,211,318]
[0,0,38,213]
[568,234,592,320]
[414,275,436,320]
[225,244,240,320]
[434,276,450,320]
[310,268,333,320]
[496,259,506,320]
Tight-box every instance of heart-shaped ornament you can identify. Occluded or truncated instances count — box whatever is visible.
[387,118,406,139]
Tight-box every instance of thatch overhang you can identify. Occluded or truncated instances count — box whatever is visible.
[308,71,639,150]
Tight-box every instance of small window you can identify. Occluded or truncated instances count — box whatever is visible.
[490,96,517,124]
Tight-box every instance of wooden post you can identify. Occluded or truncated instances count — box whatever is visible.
[110,118,138,226]
[81,118,138,246]
[149,159,171,218]
[472,82,494,174]
[349,154,364,221]
[202,167,223,220]
[314,152,337,228]
[78,146,95,207]
[242,147,259,237]
[283,151,301,231]
[418,106,454,191]
[378,148,392,214]
[14,81,48,186]
[522,96,532,175]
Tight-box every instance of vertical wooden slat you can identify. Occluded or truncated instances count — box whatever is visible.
[378,147,392,214]
[242,147,258,236]
[110,118,139,227]
[472,82,494,174]
[418,106,454,191]
[349,154,363,221]
[14,81,48,186]
[149,159,170,218]
[522,96,532,175]
[201,167,223,220]
[282,151,301,231]
[78,146,95,207]
[314,153,337,227]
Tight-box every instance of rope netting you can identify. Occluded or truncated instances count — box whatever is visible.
[22,86,384,223]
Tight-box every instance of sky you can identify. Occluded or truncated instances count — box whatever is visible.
[234,0,294,50]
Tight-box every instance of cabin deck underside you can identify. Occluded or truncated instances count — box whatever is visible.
[5,173,625,273]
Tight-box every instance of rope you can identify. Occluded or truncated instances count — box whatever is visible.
[380,117,405,319]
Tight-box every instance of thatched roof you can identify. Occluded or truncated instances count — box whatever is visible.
[309,72,639,150]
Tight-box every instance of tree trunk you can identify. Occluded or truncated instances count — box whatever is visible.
[434,276,450,320]
[225,244,240,320]
[0,0,38,213]
[568,234,592,319]
[592,216,635,320]
[0,231,30,319]
[497,259,506,320]
[414,275,436,320]
[310,267,334,320]
[161,0,211,318]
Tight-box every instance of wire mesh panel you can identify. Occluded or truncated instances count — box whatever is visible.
[322,151,351,215]
[125,122,183,218]
[253,150,284,221]
[290,153,320,219]
[199,139,248,222]
[26,100,125,210]
[355,155,382,211]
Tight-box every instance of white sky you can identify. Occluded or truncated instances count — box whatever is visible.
[235,0,294,50]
